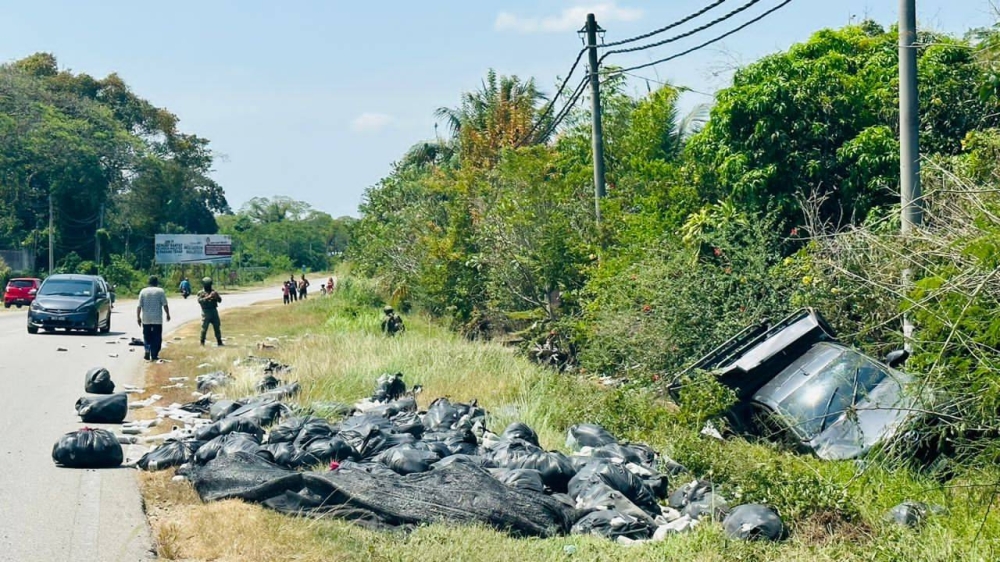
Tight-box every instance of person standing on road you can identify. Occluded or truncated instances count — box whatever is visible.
[288,275,298,302]
[137,276,170,361]
[299,274,310,300]
[198,277,224,346]
[282,281,291,305]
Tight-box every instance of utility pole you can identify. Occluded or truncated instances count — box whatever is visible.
[48,193,54,275]
[585,13,607,225]
[899,0,921,233]
[95,202,105,266]
[899,0,921,348]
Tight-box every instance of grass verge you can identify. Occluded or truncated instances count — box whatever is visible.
[135,277,1000,562]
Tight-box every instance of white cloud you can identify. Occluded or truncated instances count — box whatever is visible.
[351,112,393,133]
[495,2,643,34]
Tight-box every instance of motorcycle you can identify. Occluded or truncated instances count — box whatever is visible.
[181,287,191,299]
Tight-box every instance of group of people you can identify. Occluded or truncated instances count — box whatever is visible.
[283,274,337,304]
[137,276,224,362]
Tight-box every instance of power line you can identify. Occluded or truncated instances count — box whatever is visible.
[599,0,764,61]
[601,0,730,48]
[531,77,589,144]
[516,48,587,147]
[615,71,717,97]
[607,0,795,75]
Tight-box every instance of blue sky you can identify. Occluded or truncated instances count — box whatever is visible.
[0,1,994,218]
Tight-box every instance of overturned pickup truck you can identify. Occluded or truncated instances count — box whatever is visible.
[676,308,932,461]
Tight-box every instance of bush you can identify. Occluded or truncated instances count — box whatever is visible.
[100,254,143,294]
[0,256,10,287]
[76,260,98,275]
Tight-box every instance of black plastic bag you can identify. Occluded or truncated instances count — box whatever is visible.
[180,396,214,414]
[683,492,730,521]
[291,437,358,468]
[292,418,338,449]
[379,446,440,475]
[422,398,485,432]
[196,371,231,393]
[568,461,660,516]
[261,442,297,467]
[52,428,123,468]
[566,423,618,450]
[266,416,310,444]
[492,468,546,494]
[84,367,115,394]
[194,432,262,465]
[210,399,244,422]
[256,374,281,393]
[195,417,264,442]
[723,504,785,541]
[226,399,290,428]
[138,440,197,471]
[261,382,301,401]
[500,422,539,446]
[388,411,424,437]
[75,393,127,424]
[668,479,715,510]
[885,501,929,528]
[591,442,657,468]
[570,510,653,540]
[575,483,658,525]
[509,451,577,493]
[432,454,497,470]
[423,429,479,456]
[367,396,418,419]
[340,425,416,461]
[489,438,544,467]
[371,372,406,402]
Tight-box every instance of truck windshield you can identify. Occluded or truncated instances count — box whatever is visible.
[775,345,893,441]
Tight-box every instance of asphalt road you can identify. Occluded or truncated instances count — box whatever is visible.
[0,288,275,562]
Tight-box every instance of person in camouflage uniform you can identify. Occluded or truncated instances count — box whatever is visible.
[197,277,223,346]
[381,305,405,336]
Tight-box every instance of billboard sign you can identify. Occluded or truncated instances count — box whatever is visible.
[154,234,233,265]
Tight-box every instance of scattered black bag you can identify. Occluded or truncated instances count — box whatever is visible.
[493,468,546,494]
[195,417,264,442]
[180,396,214,414]
[379,446,440,475]
[489,438,543,467]
[389,411,424,437]
[266,416,310,444]
[723,504,785,541]
[292,418,338,449]
[226,399,290,428]
[84,367,115,394]
[683,492,730,521]
[261,382,301,401]
[566,423,618,450]
[423,428,479,456]
[568,461,660,516]
[509,451,577,493]
[340,426,416,460]
[574,483,658,525]
[500,422,539,446]
[371,372,406,402]
[52,428,123,468]
[291,437,358,468]
[668,479,715,510]
[885,501,929,528]
[261,442,297,467]
[432,454,497,470]
[570,510,653,540]
[256,374,282,393]
[138,440,198,471]
[196,371,231,393]
[194,432,262,465]
[75,393,127,424]
[591,442,657,468]
[210,399,244,422]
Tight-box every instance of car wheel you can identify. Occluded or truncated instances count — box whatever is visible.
[3,303,9,309]
[16,304,22,309]
[27,326,38,334]
[100,314,111,334]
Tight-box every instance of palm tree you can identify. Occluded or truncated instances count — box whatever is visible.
[434,69,547,168]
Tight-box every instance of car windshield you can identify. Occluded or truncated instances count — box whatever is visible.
[38,279,93,297]
[774,346,895,441]
[10,280,34,288]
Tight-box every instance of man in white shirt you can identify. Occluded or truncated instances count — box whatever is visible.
[137,276,171,361]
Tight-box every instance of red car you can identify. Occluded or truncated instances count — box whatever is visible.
[4,278,41,308]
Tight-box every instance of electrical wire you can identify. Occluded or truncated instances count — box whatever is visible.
[607,0,795,75]
[531,77,589,144]
[599,0,764,62]
[516,48,587,147]
[601,0,730,48]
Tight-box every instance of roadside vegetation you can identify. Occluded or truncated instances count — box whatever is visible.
[139,278,1000,561]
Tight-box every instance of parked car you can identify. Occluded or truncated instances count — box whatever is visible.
[675,308,931,461]
[27,274,113,335]
[3,277,41,308]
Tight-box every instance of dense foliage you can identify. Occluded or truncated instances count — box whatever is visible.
[0,53,228,276]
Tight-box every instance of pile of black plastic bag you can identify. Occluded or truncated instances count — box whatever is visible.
[133,366,787,543]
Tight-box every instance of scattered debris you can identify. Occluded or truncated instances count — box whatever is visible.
[57,347,68,352]
[129,394,163,409]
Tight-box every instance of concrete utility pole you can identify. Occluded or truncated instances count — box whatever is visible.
[899,0,921,348]
[48,193,54,275]
[585,13,607,225]
[899,0,921,234]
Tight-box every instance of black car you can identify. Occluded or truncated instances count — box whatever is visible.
[675,308,925,461]
[27,274,113,335]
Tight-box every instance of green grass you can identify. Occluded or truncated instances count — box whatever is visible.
[141,275,1000,562]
